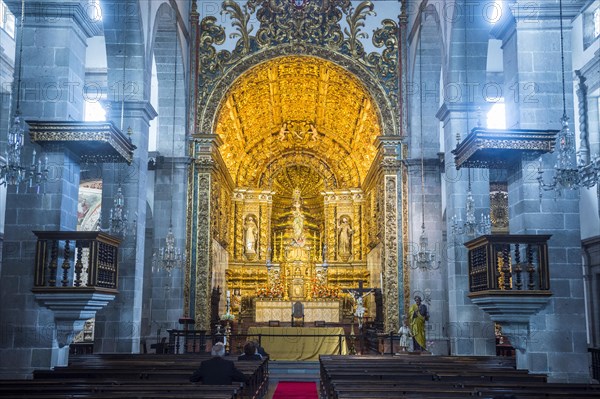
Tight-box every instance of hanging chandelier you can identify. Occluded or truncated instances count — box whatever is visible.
[451,175,492,240]
[412,15,436,271]
[1,0,48,191]
[537,0,600,198]
[108,184,128,237]
[413,226,436,270]
[153,224,184,274]
[153,11,184,274]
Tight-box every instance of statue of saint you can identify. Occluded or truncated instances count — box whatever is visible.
[244,215,258,254]
[409,295,429,351]
[291,188,305,244]
[338,216,353,257]
[292,207,304,241]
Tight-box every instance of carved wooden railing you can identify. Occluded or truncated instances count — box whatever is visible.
[32,231,121,292]
[465,235,551,293]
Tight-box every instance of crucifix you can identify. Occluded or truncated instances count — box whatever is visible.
[344,281,375,328]
[344,280,374,299]
[344,280,385,328]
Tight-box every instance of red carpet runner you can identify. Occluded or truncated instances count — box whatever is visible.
[272,381,318,399]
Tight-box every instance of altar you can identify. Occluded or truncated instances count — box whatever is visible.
[254,299,341,323]
[247,326,347,360]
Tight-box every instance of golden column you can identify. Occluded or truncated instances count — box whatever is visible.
[186,134,223,330]
[377,136,404,333]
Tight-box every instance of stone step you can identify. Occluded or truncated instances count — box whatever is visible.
[268,361,320,383]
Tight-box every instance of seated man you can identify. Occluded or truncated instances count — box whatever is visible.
[237,341,262,361]
[190,342,247,385]
[253,340,269,359]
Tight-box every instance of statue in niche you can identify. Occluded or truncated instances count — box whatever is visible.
[244,215,258,255]
[291,187,305,245]
[338,215,353,259]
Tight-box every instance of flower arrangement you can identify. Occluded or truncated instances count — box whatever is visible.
[255,283,284,298]
[311,278,340,299]
[220,312,235,321]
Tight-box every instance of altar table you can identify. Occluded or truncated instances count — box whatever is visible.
[246,326,347,361]
[254,300,340,323]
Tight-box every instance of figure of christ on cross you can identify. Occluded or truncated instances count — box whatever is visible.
[344,281,375,330]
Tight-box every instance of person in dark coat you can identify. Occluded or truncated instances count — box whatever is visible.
[253,340,269,359]
[238,341,263,361]
[190,342,247,385]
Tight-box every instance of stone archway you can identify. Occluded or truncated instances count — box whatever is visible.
[185,0,404,333]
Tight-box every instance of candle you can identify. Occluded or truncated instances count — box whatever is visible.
[380,272,383,289]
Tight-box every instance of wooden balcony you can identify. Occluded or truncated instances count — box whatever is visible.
[465,234,553,323]
[31,231,121,347]
[32,231,121,293]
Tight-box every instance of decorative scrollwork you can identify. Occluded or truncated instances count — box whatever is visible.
[196,0,398,132]
[247,0,350,47]
[343,2,375,58]
[221,0,253,54]
[364,19,399,110]
[198,17,227,112]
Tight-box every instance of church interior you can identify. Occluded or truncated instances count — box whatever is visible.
[0,0,599,396]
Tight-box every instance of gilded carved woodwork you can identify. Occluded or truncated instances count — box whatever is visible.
[211,175,232,248]
[197,0,398,128]
[195,174,212,330]
[188,0,406,328]
[215,56,380,188]
[322,189,365,263]
[383,175,400,333]
[490,183,509,233]
[401,151,410,317]
[377,137,403,333]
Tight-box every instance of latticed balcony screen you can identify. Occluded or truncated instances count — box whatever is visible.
[465,235,551,293]
[33,231,121,291]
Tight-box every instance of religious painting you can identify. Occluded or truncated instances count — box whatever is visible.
[77,181,102,231]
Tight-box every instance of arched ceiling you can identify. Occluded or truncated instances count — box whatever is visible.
[215,56,381,190]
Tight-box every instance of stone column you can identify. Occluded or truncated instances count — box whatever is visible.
[437,103,495,357]
[149,156,188,332]
[94,101,156,353]
[0,1,99,378]
[492,2,589,382]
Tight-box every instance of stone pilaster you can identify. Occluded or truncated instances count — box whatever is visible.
[437,103,495,357]
[149,156,189,335]
[0,1,99,379]
[94,100,156,353]
[492,3,589,381]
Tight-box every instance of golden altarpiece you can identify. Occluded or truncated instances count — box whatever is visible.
[184,0,410,333]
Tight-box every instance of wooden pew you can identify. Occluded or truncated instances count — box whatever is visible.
[0,353,268,399]
[319,355,600,399]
